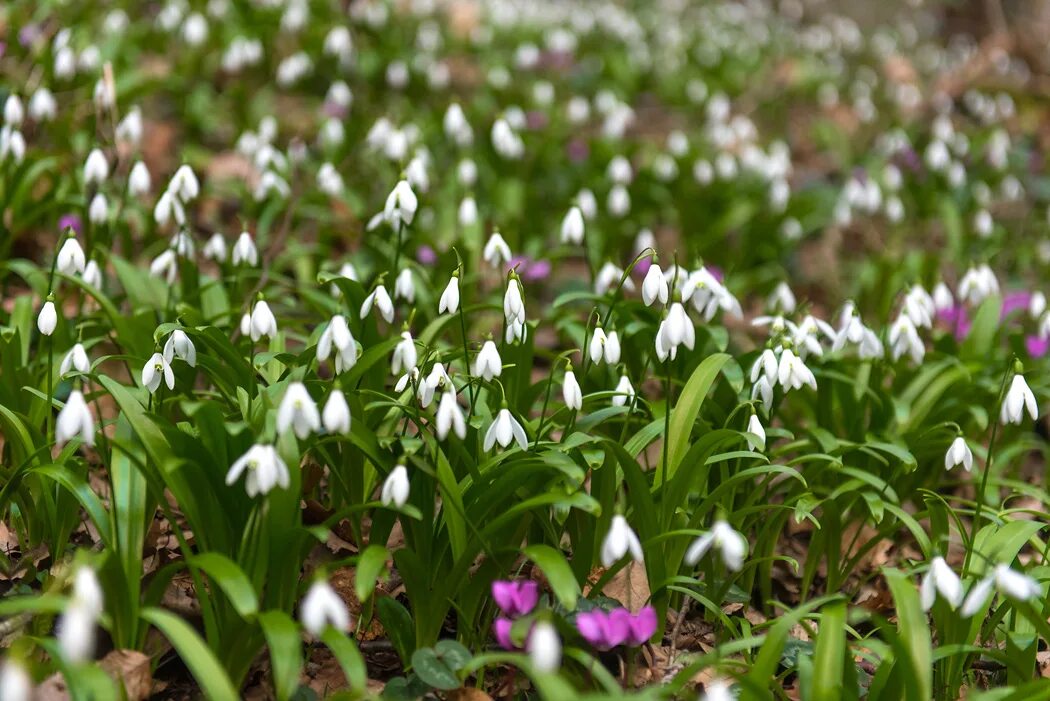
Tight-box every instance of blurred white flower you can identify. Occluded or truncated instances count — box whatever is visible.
[394,269,415,303]
[483,233,512,268]
[381,465,411,507]
[685,520,748,571]
[277,382,320,439]
[29,87,57,122]
[232,232,258,266]
[475,341,502,381]
[0,659,32,701]
[560,206,585,245]
[961,564,1042,617]
[392,331,418,376]
[226,444,289,497]
[921,556,963,611]
[248,300,278,341]
[60,343,90,376]
[360,286,394,323]
[528,621,561,673]
[55,390,95,447]
[601,515,643,567]
[301,580,350,636]
[384,180,418,227]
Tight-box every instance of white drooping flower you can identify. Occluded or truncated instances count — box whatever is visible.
[933,281,954,311]
[439,275,460,315]
[589,327,621,365]
[128,161,152,196]
[149,249,178,284]
[458,196,478,227]
[655,302,695,361]
[391,331,418,376]
[360,285,395,324]
[750,348,779,386]
[55,390,95,447]
[163,330,196,367]
[560,206,585,245]
[563,368,582,411]
[752,376,774,413]
[491,118,524,159]
[153,190,185,227]
[436,390,467,440]
[920,556,963,611]
[83,148,109,186]
[903,285,935,328]
[594,262,633,297]
[317,315,358,373]
[767,282,797,313]
[169,164,200,202]
[641,264,668,307]
[88,193,108,224]
[300,580,351,636]
[0,659,32,701]
[277,382,321,439]
[484,408,528,452]
[685,520,748,571]
[38,300,58,336]
[746,413,766,452]
[600,515,644,568]
[527,621,562,673]
[226,443,290,497]
[483,232,512,268]
[322,390,351,435]
[394,269,415,303]
[888,314,924,364]
[58,601,97,663]
[232,232,258,266]
[443,102,473,146]
[961,564,1042,617]
[381,465,411,507]
[474,341,502,381]
[60,343,91,376]
[777,349,817,391]
[611,374,635,408]
[957,265,999,306]
[384,180,418,227]
[699,680,735,701]
[683,268,741,322]
[504,277,525,326]
[1001,373,1038,425]
[56,235,86,275]
[3,94,24,127]
[248,299,278,341]
[944,436,973,472]
[832,309,884,359]
[141,352,175,393]
[115,106,143,146]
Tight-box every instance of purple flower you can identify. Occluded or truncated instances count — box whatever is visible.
[576,606,657,650]
[492,580,539,618]
[59,214,83,235]
[567,139,589,164]
[937,304,971,341]
[19,25,40,47]
[493,617,519,650]
[416,245,438,266]
[1026,335,1049,358]
[507,256,551,282]
[1001,291,1031,320]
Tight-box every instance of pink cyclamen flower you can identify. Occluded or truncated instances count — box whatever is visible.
[1026,335,1049,358]
[416,244,438,266]
[493,617,519,650]
[1001,291,1031,320]
[59,213,83,235]
[576,606,657,650]
[492,580,539,618]
[937,304,971,341]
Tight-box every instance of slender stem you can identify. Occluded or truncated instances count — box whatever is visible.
[660,359,672,488]
[46,335,54,446]
[534,366,556,447]
[457,303,476,417]
[392,219,404,275]
[964,366,1012,573]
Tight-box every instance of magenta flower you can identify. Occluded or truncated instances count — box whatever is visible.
[416,245,438,266]
[937,304,971,341]
[493,617,519,650]
[1026,335,1049,358]
[576,606,657,650]
[59,214,83,236]
[1001,291,1031,320]
[492,580,539,618]
[507,256,551,282]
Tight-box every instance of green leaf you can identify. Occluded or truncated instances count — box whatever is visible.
[142,607,240,700]
[321,628,368,693]
[812,600,847,701]
[411,648,461,691]
[657,353,731,486]
[190,552,259,618]
[434,640,472,671]
[258,610,303,701]
[377,596,417,666]
[524,544,580,610]
[884,568,932,701]
[354,545,388,603]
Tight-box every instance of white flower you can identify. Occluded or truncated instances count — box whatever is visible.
[504,278,525,325]
[611,375,635,408]
[0,126,26,164]
[170,164,200,202]
[300,580,350,636]
[458,196,478,227]
[961,564,1042,617]
[600,515,644,567]
[322,390,351,435]
[163,330,196,367]
[360,285,394,323]
[700,680,735,701]
[248,300,278,341]
[684,268,741,321]
[958,265,999,306]
[83,148,109,186]
[921,556,963,611]
[277,382,320,439]
[203,233,227,262]
[436,390,467,440]
[3,95,24,126]
[226,444,290,497]
[443,103,473,146]
[55,390,95,447]
[58,601,97,663]
[149,249,178,284]
[594,262,633,296]
[0,659,32,701]
[384,180,418,227]
[746,414,765,452]
[944,436,973,472]
[560,206,585,245]
[82,260,102,288]
[73,567,104,615]
[392,331,418,376]
[607,185,631,217]
[88,193,108,225]
[563,369,582,411]
[153,190,185,227]
[381,465,411,507]
[38,300,57,336]
[474,341,502,381]
[232,232,258,266]
[317,315,358,373]
[1031,292,1047,319]
[141,352,175,393]
[60,343,90,376]
[588,327,621,365]
[768,282,796,313]
[655,302,695,361]
[394,269,415,303]
[169,229,196,259]
[752,376,773,413]
[483,232,512,268]
[1001,374,1038,425]
[685,521,748,571]
[903,285,935,328]
[933,282,954,311]
[889,314,924,364]
[491,118,524,159]
[128,161,151,196]
[56,235,86,276]
[777,349,817,391]
[115,107,143,146]
[527,621,561,673]
[439,275,460,314]
[483,408,528,452]
[750,349,779,385]
[642,264,668,306]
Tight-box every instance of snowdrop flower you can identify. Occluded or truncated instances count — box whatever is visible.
[752,376,774,413]
[3,95,24,127]
[684,269,741,321]
[700,680,735,701]
[607,185,631,217]
[58,601,97,663]
[768,282,796,313]
[254,171,290,201]
[491,118,524,159]
[611,374,635,408]
[202,233,227,262]
[444,103,473,146]
[504,276,525,326]
[961,564,1042,617]
[655,302,695,361]
[56,390,95,447]
[889,314,924,364]
[128,161,151,196]
[958,265,999,306]
[163,330,196,367]
[232,232,258,266]
[484,408,528,452]
[436,390,467,440]
[0,659,31,701]
[528,621,561,673]
[322,391,351,435]
[29,87,57,122]
[115,107,143,146]
[300,580,350,636]
[0,126,26,164]
[563,368,582,411]
[391,331,418,376]
[141,352,175,393]
[642,264,668,306]
[439,274,460,315]
[577,189,598,219]
[172,231,196,259]
[921,556,963,611]
[169,164,200,202]
[153,190,185,227]
[903,285,935,328]
[248,299,278,341]
[38,299,58,336]
[933,281,954,312]
[82,260,102,289]
[57,234,86,276]
[560,206,585,245]
[751,348,780,386]
[600,515,644,567]
[277,382,321,439]
[88,194,108,225]
[474,341,502,381]
[1030,292,1047,319]
[458,159,477,187]
[360,285,394,323]
[594,262,633,296]
[60,343,90,376]
[1001,372,1037,425]
[832,311,883,359]
[316,315,358,373]
[455,196,479,228]
[384,180,418,227]
[746,413,765,452]
[483,232,512,268]
[974,209,993,238]
[589,327,621,365]
[394,269,415,303]
[381,465,411,507]
[317,163,344,196]
[80,148,109,190]
[777,349,817,391]
[227,444,289,497]
[685,520,748,571]
[944,436,973,472]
